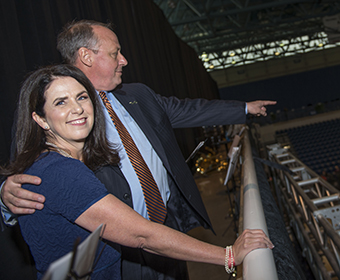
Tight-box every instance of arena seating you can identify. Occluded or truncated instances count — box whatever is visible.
[276,118,340,174]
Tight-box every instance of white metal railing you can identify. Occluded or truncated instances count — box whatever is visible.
[240,131,278,280]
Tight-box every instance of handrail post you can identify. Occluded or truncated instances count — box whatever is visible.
[241,130,278,280]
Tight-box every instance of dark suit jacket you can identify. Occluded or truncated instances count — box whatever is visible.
[94,83,246,279]
[95,83,246,233]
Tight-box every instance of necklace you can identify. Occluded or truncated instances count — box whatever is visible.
[45,142,73,159]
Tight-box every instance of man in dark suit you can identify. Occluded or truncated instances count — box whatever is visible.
[1,20,275,279]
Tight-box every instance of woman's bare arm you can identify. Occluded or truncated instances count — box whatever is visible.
[75,194,274,266]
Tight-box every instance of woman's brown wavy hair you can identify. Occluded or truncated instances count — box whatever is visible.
[1,64,119,176]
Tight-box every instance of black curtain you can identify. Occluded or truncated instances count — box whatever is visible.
[0,0,219,165]
[0,1,218,279]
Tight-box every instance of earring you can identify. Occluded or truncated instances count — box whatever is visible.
[45,126,48,129]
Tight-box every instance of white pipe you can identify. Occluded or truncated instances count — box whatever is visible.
[242,131,278,280]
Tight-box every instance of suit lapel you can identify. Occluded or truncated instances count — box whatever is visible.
[112,89,171,172]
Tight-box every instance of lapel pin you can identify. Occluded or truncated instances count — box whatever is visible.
[129,101,138,105]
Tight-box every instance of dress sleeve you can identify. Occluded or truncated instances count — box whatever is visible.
[24,155,110,223]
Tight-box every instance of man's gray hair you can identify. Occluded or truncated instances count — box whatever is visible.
[57,20,113,64]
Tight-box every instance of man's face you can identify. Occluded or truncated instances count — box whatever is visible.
[89,26,128,91]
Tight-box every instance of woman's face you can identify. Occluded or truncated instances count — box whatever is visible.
[33,76,94,150]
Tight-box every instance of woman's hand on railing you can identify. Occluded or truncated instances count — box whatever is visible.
[233,228,274,265]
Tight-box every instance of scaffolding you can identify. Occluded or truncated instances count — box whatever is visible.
[268,144,340,280]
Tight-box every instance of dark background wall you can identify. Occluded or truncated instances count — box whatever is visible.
[0,0,219,165]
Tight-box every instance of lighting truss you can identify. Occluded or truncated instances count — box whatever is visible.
[153,0,340,71]
[200,32,340,71]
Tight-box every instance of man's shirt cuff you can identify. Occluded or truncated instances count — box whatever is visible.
[0,181,18,226]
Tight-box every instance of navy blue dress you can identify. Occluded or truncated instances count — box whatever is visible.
[18,152,121,279]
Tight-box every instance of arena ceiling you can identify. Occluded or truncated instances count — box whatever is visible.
[153,0,340,71]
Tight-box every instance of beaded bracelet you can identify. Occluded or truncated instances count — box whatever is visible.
[225,245,236,273]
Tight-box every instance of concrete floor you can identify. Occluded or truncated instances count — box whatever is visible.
[187,164,239,280]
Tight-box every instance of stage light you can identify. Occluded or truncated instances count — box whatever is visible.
[209,64,214,69]
[230,52,235,57]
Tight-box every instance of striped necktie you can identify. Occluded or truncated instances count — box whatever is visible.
[98,91,167,224]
